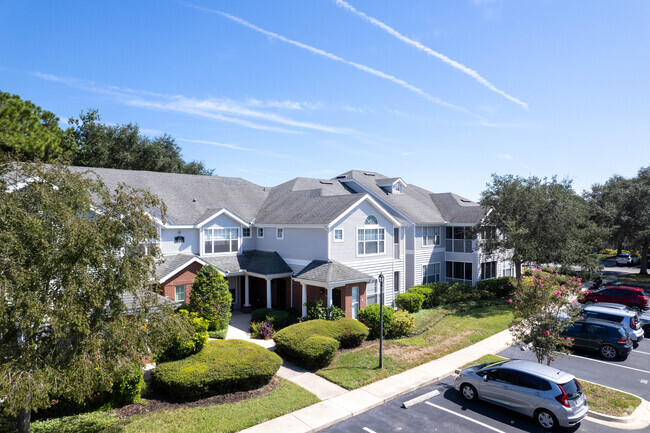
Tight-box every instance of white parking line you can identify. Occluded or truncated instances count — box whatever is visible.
[425,402,506,433]
[362,428,377,433]
[633,350,650,356]
[567,354,650,374]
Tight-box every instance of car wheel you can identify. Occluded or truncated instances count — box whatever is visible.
[600,344,618,359]
[629,305,642,313]
[535,409,558,430]
[460,383,478,401]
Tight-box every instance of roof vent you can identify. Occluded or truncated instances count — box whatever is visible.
[363,172,376,176]
[192,198,197,202]
[320,180,333,185]
[460,199,472,203]
[335,175,347,179]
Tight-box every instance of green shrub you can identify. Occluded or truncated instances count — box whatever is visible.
[31,411,118,433]
[189,264,232,331]
[357,304,395,339]
[327,305,345,320]
[390,310,415,338]
[156,310,209,362]
[208,327,228,339]
[475,277,516,298]
[274,319,368,369]
[109,366,144,407]
[152,340,282,400]
[409,285,434,308]
[303,300,345,321]
[395,291,424,313]
[251,308,298,330]
[438,283,492,304]
[298,336,340,368]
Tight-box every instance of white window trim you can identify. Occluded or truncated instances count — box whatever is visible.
[203,227,240,255]
[258,227,264,238]
[356,226,386,257]
[242,227,251,238]
[422,262,441,284]
[333,228,344,242]
[422,226,441,247]
[276,227,284,240]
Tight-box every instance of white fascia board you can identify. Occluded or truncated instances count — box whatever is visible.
[196,208,250,228]
[328,194,403,228]
[339,179,414,225]
[158,257,208,283]
[246,272,293,280]
[252,223,327,229]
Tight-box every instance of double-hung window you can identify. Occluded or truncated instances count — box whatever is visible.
[358,227,385,255]
[242,227,251,238]
[422,263,440,284]
[204,228,239,253]
[276,228,284,239]
[175,285,186,303]
[481,261,497,280]
[422,226,440,246]
[333,228,344,242]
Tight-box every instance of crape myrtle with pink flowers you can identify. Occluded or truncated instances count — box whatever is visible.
[509,268,583,366]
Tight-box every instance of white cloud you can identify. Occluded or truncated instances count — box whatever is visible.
[334,0,528,110]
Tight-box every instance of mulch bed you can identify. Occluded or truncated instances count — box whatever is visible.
[112,375,281,420]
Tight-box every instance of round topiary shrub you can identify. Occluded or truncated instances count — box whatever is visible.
[390,310,415,338]
[152,339,282,400]
[357,304,395,339]
[274,318,368,369]
[395,291,424,313]
[299,336,340,369]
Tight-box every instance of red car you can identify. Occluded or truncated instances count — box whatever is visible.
[580,285,649,312]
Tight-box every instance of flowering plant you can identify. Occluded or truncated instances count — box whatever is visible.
[509,268,582,365]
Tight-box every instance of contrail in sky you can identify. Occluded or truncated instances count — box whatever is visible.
[334,0,529,110]
[183,2,481,119]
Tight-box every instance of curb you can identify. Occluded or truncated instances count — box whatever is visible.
[585,387,648,425]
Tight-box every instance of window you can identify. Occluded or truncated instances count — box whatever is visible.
[366,280,377,305]
[276,228,284,239]
[204,228,239,253]
[422,226,440,246]
[351,286,360,319]
[333,228,344,242]
[175,285,186,302]
[365,215,378,225]
[242,227,251,238]
[487,369,515,384]
[174,235,185,244]
[445,226,473,252]
[394,183,402,193]
[422,263,440,284]
[481,261,497,280]
[357,228,385,255]
[446,261,473,284]
[258,228,264,238]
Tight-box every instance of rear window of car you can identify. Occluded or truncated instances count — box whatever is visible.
[560,379,582,399]
[614,326,628,338]
[584,311,622,323]
[617,254,630,258]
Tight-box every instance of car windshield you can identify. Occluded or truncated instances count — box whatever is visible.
[617,254,630,258]
[560,379,582,399]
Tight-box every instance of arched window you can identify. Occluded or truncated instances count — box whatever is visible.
[365,215,378,225]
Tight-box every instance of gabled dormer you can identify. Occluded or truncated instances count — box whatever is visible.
[375,177,406,195]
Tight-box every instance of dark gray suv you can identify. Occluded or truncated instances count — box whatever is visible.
[560,318,633,359]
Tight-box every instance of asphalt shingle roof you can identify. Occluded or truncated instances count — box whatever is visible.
[337,170,486,225]
[68,166,268,225]
[294,260,372,284]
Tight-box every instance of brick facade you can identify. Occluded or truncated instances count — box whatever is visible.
[159,261,203,303]
[291,281,367,318]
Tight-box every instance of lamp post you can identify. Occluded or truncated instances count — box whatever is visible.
[378,272,384,369]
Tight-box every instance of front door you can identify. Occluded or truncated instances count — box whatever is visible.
[333,289,342,309]
[275,279,287,310]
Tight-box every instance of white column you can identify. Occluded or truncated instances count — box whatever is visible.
[266,278,272,309]
[327,287,332,308]
[301,283,307,317]
[244,275,250,307]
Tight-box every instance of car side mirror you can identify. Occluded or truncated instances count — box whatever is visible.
[483,375,489,382]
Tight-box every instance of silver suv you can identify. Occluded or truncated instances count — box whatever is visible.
[454,359,588,430]
[582,304,644,344]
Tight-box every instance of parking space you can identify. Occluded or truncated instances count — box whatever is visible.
[322,377,626,433]
[499,337,650,400]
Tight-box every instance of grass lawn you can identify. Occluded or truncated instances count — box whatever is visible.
[102,379,319,433]
[459,356,641,417]
[316,302,513,389]
[619,273,650,284]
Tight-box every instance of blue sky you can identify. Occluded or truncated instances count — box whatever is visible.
[1,1,649,200]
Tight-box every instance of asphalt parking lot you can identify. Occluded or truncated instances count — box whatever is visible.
[322,338,649,433]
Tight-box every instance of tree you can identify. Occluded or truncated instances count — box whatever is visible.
[68,110,214,175]
[0,163,181,433]
[479,174,603,279]
[189,265,232,331]
[509,269,582,365]
[587,167,650,274]
[0,92,74,162]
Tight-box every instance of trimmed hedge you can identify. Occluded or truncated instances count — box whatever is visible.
[274,318,368,369]
[395,291,424,313]
[152,339,282,400]
[358,304,395,339]
[475,277,516,298]
[250,308,299,330]
[406,282,494,307]
[391,310,415,337]
[31,412,118,433]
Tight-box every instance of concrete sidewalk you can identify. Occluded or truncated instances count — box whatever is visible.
[240,329,513,433]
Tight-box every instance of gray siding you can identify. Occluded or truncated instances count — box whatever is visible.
[160,228,199,255]
[256,227,328,262]
[341,257,404,306]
